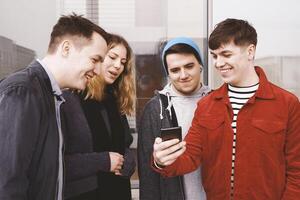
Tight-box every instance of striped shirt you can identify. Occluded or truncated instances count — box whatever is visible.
[228,83,259,198]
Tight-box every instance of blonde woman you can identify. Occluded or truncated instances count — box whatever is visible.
[62,34,136,200]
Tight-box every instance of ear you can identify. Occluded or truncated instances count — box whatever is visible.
[61,40,71,57]
[247,44,256,60]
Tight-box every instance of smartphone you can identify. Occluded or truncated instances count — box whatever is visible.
[160,126,182,141]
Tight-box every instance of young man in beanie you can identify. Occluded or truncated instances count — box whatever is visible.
[152,18,300,199]
[0,14,109,200]
[138,37,210,200]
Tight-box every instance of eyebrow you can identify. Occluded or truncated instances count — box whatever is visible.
[110,51,127,62]
[110,52,118,56]
[169,62,195,69]
[95,55,104,62]
[184,62,195,67]
[210,50,232,55]
[220,50,232,54]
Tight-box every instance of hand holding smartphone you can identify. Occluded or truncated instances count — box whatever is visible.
[160,126,182,141]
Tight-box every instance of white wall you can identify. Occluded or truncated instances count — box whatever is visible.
[212,0,300,58]
[167,0,207,38]
[0,0,58,58]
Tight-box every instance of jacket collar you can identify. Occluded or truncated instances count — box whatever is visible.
[28,60,54,97]
[213,66,275,102]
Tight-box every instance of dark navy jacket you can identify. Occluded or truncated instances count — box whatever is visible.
[0,61,60,200]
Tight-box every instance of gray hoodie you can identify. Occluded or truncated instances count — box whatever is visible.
[159,83,210,200]
[138,82,210,200]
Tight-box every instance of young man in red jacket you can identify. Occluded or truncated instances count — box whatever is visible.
[152,18,300,199]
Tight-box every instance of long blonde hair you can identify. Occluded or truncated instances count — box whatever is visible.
[86,34,136,116]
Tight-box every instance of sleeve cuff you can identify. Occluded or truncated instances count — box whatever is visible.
[153,159,165,169]
[97,151,110,172]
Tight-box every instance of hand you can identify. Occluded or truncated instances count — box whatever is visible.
[153,137,186,167]
[109,152,124,175]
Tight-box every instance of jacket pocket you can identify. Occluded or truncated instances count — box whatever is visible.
[251,119,286,150]
[198,115,225,151]
[251,119,285,134]
[198,115,224,130]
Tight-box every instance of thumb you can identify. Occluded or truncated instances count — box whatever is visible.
[155,137,162,144]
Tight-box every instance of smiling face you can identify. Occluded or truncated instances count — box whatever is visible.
[166,53,202,95]
[66,32,107,90]
[101,44,127,85]
[210,41,257,87]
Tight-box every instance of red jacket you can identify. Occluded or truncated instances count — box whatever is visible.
[156,67,300,199]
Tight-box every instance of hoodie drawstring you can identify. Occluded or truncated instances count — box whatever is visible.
[158,92,172,120]
[166,92,173,120]
[159,97,163,120]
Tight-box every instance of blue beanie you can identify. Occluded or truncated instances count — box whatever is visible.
[161,37,203,75]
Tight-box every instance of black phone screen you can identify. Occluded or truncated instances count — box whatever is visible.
[160,126,182,141]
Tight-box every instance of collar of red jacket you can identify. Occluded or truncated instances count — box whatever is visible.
[213,66,275,102]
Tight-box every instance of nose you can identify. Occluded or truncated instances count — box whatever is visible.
[179,68,188,79]
[114,60,122,70]
[215,57,225,69]
[93,63,101,75]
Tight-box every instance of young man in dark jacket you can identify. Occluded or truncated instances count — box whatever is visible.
[0,14,109,200]
[153,19,300,199]
[138,37,210,200]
